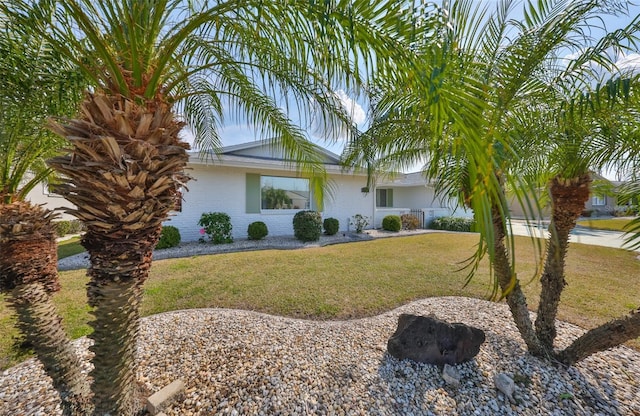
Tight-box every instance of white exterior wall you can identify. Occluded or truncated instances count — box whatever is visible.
[24,183,76,220]
[169,163,375,241]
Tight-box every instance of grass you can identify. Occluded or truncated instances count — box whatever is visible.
[57,237,85,259]
[577,217,636,232]
[1,232,639,369]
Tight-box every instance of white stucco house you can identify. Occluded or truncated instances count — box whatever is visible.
[168,139,467,242]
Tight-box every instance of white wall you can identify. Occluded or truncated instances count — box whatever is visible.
[24,183,76,220]
[169,164,375,241]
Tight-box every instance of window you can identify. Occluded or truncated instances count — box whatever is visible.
[376,188,393,208]
[260,176,309,210]
[592,195,606,206]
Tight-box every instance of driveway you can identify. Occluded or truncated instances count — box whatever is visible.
[508,219,637,251]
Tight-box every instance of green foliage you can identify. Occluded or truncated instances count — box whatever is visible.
[293,210,322,242]
[54,220,85,237]
[156,225,181,249]
[350,214,369,233]
[430,216,476,233]
[323,217,339,235]
[382,215,401,232]
[401,214,420,230]
[262,187,292,209]
[198,212,233,244]
[247,221,268,240]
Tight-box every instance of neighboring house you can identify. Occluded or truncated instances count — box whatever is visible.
[169,139,466,241]
[508,172,633,219]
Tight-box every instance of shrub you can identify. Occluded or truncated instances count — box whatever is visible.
[429,216,476,232]
[323,217,339,235]
[55,221,70,237]
[198,212,233,244]
[382,215,402,232]
[54,220,85,237]
[156,225,181,249]
[248,221,268,240]
[350,214,369,233]
[401,214,420,230]
[293,210,322,242]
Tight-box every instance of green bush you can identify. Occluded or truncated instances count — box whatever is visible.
[156,225,181,249]
[382,215,402,232]
[248,221,268,240]
[55,221,70,237]
[54,220,85,237]
[323,217,339,235]
[198,212,233,244]
[429,216,476,232]
[401,214,420,230]
[293,210,322,242]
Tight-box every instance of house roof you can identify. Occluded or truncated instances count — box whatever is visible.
[188,139,359,175]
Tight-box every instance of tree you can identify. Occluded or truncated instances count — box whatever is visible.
[344,0,639,361]
[4,0,410,414]
[509,76,640,362]
[0,6,90,414]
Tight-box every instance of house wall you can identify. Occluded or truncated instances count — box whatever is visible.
[24,183,76,220]
[169,163,375,241]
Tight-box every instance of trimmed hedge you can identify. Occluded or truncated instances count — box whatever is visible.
[323,217,339,235]
[248,221,268,240]
[429,216,476,232]
[382,215,402,232]
[156,225,181,249]
[293,210,322,242]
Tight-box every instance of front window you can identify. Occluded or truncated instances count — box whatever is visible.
[376,188,393,208]
[261,176,309,210]
[592,195,606,206]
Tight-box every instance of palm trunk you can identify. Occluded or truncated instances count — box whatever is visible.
[491,205,549,358]
[535,174,591,349]
[559,308,640,365]
[48,91,190,415]
[83,233,155,415]
[0,201,91,415]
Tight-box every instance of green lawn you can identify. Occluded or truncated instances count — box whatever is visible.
[57,237,85,259]
[577,217,636,232]
[2,233,639,369]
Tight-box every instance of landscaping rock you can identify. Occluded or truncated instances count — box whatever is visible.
[494,373,515,402]
[442,364,461,387]
[387,313,485,365]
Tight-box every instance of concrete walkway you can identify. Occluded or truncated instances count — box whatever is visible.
[508,219,637,251]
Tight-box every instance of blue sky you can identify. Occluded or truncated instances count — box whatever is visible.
[187,1,640,170]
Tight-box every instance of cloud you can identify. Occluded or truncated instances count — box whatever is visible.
[614,53,640,75]
[334,89,366,127]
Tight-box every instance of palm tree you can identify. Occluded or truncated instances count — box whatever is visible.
[509,75,640,358]
[5,1,409,413]
[344,0,639,360]
[0,6,90,415]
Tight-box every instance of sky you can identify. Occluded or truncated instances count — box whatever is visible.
[189,1,640,174]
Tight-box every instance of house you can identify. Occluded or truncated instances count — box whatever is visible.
[168,139,466,241]
[508,172,635,219]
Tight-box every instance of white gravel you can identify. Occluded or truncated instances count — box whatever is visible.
[1,297,639,416]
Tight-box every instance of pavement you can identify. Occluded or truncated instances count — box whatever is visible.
[508,219,637,251]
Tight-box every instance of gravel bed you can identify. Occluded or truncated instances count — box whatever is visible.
[57,229,434,271]
[1,297,639,415]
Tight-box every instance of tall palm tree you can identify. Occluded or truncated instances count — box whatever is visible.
[0,6,90,415]
[344,0,639,360]
[5,1,409,414]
